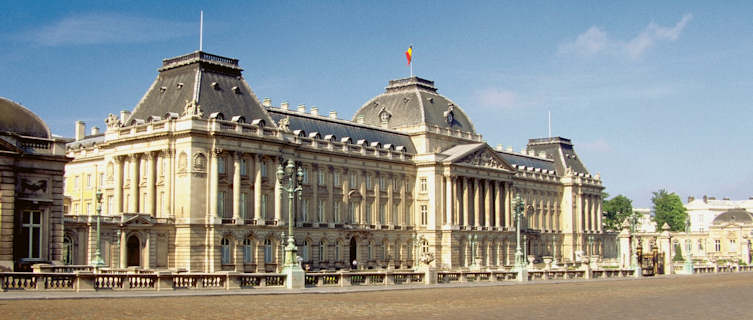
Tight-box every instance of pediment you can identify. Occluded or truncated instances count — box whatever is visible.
[122,214,155,226]
[446,144,514,171]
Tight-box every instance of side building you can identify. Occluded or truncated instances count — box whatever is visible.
[0,97,70,271]
[63,50,607,272]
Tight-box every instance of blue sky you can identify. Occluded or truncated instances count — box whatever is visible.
[2,1,752,207]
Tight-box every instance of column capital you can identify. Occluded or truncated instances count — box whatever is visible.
[160,149,173,157]
[213,148,224,156]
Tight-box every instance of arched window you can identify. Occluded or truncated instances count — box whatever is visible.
[421,239,429,254]
[368,241,374,261]
[264,239,273,264]
[221,237,231,265]
[63,235,74,265]
[302,240,310,262]
[335,240,342,261]
[243,238,254,264]
[319,240,326,262]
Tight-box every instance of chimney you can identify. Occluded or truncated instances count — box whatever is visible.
[688,196,695,203]
[329,111,338,119]
[310,106,319,116]
[356,115,365,124]
[723,197,730,200]
[709,197,716,200]
[297,104,306,113]
[496,144,503,151]
[703,195,708,203]
[262,97,272,107]
[506,146,513,152]
[120,110,131,123]
[90,126,100,135]
[75,121,86,141]
[281,101,289,110]
[749,197,753,200]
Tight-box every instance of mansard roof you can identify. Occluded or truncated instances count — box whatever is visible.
[125,51,273,126]
[352,77,476,134]
[713,208,753,226]
[266,108,416,154]
[497,151,556,172]
[526,137,589,175]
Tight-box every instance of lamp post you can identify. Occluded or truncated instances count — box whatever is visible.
[468,234,479,269]
[587,235,594,257]
[683,217,694,274]
[92,190,105,267]
[276,159,305,288]
[513,194,527,280]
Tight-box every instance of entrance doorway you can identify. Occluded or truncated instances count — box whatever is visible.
[127,236,141,267]
[349,238,357,269]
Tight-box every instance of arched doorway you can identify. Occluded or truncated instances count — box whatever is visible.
[349,237,357,269]
[127,235,141,267]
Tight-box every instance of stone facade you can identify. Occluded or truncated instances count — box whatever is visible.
[62,50,610,272]
[0,97,70,271]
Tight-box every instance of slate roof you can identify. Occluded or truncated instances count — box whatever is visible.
[125,51,273,126]
[352,77,476,133]
[66,134,104,149]
[526,137,589,175]
[266,108,416,154]
[0,97,51,138]
[713,209,753,225]
[441,143,485,162]
[497,151,556,172]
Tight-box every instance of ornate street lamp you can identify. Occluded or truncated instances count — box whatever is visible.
[587,235,594,256]
[468,234,479,268]
[276,159,305,288]
[92,190,105,267]
[513,194,527,273]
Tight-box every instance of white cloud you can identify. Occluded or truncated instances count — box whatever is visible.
[476,88,519,110]
[24,13,194,46]
[559,14,693,59]
[558,26,608,56]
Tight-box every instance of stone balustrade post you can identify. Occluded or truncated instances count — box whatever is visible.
[338,271,351,287]
[384,272,395,285]
[156,271,174,291]
[459,272,468,283]
[225,272,241,290]
[75,271,96,292]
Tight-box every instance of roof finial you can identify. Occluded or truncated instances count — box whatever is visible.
[199,10,204,52]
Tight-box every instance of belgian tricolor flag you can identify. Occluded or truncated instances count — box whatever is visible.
[405,45,413,65]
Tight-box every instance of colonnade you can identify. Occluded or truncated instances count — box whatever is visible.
[443,176,512,230]
[111,150,172,217]
[579,193,602,233]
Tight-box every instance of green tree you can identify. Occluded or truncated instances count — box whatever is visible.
[652,189,688,232]
[602,194,637,231]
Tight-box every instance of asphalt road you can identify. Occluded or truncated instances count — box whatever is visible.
[2,273,752,319]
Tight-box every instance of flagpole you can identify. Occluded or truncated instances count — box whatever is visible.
[199,10,204,51]
[410,45,413,77]
[548,110,551,137]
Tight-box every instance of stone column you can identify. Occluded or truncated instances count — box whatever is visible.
[209,150,220,221]
[387,174,394,226]
[374,173,380,225]
[453,177,460,225]
[462,177,470,228]
[114,156,123,214]
[596,196,603,232]
[343,170,351,224]
[273,157,282,223]
[164,149,173,216]
[327,167,334,225]
[232,152,242,224]
[399,174,406,226]
[484,180,491,228]
[495,181,502,229]
[119,229,127,268]
[505,182,513,229]
[130,154,140,213]
[444,176,453,227]
[253,155,263,223]
[473,178,481,228]
[360,171,367,224]
[144,231,151,269]
[146,152,156,215]
[312,166,319,224]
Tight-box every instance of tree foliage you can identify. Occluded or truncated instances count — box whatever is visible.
[652,189,688,232]
[603,194,636,231]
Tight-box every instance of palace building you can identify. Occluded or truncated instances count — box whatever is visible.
[62,50,608,272]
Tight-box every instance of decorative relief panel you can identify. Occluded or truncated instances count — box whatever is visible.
[16,174,52,200]
[458,149,505,169]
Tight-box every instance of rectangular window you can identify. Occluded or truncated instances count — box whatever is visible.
[21,210,42,259]
[302,199,309,222]
[74,175,79,189]
[240,192,247,219]
[318,200,325,222]
[318,169,325,185]
[420,205,428,225]
[379,176,385,191]
[714,240,721,252]
[366,175,372,189]
[350,174,357,188]
[264,240,273,263]
[86,202,91,215]
[99,173,104,186]
[261,194,268,220]
[365,203,371,224]
[243,240,253,263]
[379,203,386,225]
[303,168,309,184]
[393,203,399,225]
[729,240,737,252]
[334,201,341,223]
[87,174,92,188]
[240,159,247,176]
[217,191,225,217]
[420,178,428,193]
[261,161,268,177]
[107,195,114,215]
[333,172,340,185]
[221,239,231,265]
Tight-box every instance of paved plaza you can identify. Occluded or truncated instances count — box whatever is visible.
[2,273,752,319]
